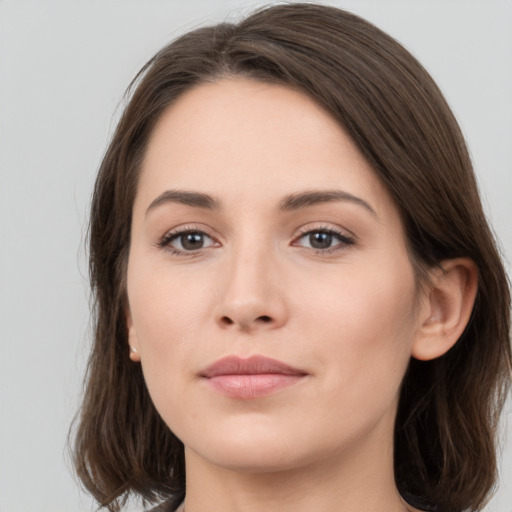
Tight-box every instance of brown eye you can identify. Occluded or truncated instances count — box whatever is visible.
[294,229,355,253]
[180,232,206,250]
[309,232,333,249]
[161,230,216,253]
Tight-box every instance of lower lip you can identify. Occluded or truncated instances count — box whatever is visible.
[205,374,305,399]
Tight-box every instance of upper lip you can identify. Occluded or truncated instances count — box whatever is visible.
[200,355,307,377]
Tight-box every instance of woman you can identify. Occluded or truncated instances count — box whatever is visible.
[73,4,511,512]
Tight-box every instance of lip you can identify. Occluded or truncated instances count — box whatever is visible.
[200,355,308,399]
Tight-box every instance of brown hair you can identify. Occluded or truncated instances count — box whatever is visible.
[72,3,512,511]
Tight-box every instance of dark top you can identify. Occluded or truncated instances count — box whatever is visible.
[401,491,444,512]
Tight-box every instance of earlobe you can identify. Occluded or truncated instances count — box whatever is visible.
[412,258,478,361]
[126,309,141,362]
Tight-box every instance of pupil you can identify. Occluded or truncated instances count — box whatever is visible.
[310,232,332,249]
[182,232,203,250]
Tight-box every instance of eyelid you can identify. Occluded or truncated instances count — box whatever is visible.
[294,222,356,240]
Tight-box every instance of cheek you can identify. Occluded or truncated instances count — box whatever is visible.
[296,259,419,389]
[128,252,211,339]
[126,254,232,425]
[286,263,419,448]
[126,257,205,383]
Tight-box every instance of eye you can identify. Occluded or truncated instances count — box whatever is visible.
[293,228,355,253]
[159,229,217,254]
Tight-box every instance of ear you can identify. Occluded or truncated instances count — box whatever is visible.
[412,258,478,361]
[126,308,141,362]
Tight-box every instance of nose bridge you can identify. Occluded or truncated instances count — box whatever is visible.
[216,232,287,331]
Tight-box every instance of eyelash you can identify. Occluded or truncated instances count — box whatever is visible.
[157,225,356,256]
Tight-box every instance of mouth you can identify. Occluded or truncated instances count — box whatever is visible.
[199,355,308,399]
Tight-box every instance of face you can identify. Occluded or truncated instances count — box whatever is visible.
[126,78,424,474]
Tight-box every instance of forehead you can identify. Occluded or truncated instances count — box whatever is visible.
[136,78,395,218]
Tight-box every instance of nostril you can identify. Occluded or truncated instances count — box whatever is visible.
[221,316,234,325]
[219,314,273,328]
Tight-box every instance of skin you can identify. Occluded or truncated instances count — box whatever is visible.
[126,78,477,512]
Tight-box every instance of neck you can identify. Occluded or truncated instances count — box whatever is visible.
[182,423,413,512]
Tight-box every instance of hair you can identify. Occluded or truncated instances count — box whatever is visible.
[72,3,512,511]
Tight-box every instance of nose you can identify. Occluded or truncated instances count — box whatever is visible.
[215,245,288,333]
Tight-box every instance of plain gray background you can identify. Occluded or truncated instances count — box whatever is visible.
[0,1,511,511]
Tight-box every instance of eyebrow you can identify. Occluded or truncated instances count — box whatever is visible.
[278,190,377,217]
[145,188,377,218]
[146,189,220,215]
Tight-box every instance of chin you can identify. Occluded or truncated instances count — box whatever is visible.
[176,411,304,470]
[179,411,345,475]
[191,440,312,474]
